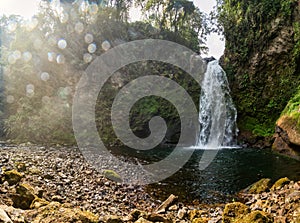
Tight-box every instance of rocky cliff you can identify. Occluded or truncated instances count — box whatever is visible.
[218,0,300,157]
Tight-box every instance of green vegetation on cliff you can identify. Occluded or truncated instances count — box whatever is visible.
[280,86,300,131]
[217,0,300,139]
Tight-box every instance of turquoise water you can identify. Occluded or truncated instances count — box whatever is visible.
[113,147,300,203]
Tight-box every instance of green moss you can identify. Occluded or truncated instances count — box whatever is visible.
[30,202,99,222]
[239,211,273,223]
[245,178,271,194]
[271,177,290,190]
[3,169,23,186]
[192,218,210,223]
[280,86,300,131]
[222,202,250,223]
[103,169,123,183]
[293,22,300,58]
[12,183,37,209]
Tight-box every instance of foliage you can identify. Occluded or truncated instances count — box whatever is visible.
[216,0,300,137]
[293,22,300,58]
[242,117,274,137]
[216,0,298,62]
[1,0,206,145]
[1,2,131,144]
[280,86,300,130]
[95,60,200,146]
[135,0,210,53]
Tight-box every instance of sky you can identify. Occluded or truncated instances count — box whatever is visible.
[0,0,224,58]
[193,0,225,59]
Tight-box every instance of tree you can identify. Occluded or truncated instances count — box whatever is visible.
[135,0,209,53]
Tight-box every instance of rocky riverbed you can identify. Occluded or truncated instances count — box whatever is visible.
[0,144,299,222]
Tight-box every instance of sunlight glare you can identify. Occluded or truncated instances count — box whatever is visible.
[0,0,39,19]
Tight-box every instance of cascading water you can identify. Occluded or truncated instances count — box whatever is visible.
[196,60,238,149]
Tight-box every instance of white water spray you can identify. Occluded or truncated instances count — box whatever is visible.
[196,60,238,149]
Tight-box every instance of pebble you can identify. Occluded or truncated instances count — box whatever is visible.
[0,145,299,223]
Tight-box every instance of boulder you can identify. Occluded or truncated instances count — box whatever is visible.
[27,202,99,223]
[243,178,271,194]
[272,117,300,159]
[3,170,23,186]
[239,210,273,223]
[271,177,290,191]
[11,183,37,209]
[222,202,250,223]
[277,116,300,146]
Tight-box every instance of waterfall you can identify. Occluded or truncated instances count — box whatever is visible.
[196,60,238,149]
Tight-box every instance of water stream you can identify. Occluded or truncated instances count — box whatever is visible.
[196,60,238,148]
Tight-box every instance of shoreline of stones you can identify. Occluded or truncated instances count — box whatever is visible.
[0,145,299,222]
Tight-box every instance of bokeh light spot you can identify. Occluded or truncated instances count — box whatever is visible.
[23,52,32,62]
[48,52,57,62]
[101,40,111,51]
[8,54,17,64]
[41,72,50,81]
[7,21,17,33]
[13,50,21,60]
[56,54,65,64]
[88,3,99,15]
[58,39,67,49]
[42,96,51,104]
[85,33,94,44]
[75,22,84,34]
[88,43,97,54]
[26,84,35,97]
[83,53,93,63]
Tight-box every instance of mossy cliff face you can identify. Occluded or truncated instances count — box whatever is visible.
[273,87,300,158]
[218,0,300,150]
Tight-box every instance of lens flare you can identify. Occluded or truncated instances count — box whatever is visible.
[23,52,32,62]
[84,33,94,44]
[47,52,56,62]
[26,84,35,97]
[13,50,21,59]
[75,22,84,34]
[8,54,17,64]
[56,54,65,64]
[40,72,50,81]
[83,53,92,63]
[58,39,67,49]
[88,43,97,54]
[88,4,98,15]
[101,40,111,51]
[7,21,17,33]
